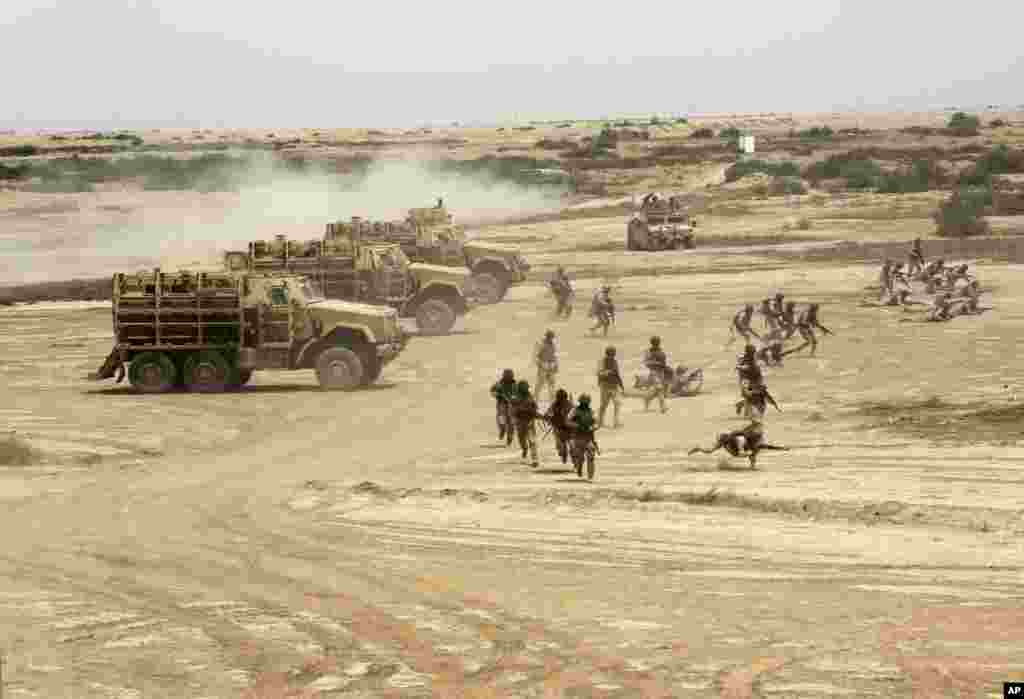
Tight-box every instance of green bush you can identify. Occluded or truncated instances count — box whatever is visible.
[0,144,39,157]
[934,188,992,237]
[0,161,28,179]
[877,159,944,193]
[719,126,741,140]
[947,112,980,136]
[770,176,807,195]
[796,126,833,139]
[803,153,882,189]
[724,159,800,183]
[674,117,689,124]
[958,145,1024,186]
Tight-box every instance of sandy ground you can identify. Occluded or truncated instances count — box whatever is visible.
[2,232,1024,697]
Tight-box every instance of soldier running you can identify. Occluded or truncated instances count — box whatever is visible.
[688,421,789,469]
[878,259,893,300]
[596,345,625,428]
[567,393,600,479]
[549,265,574,319]
[589,285,615,336]
[735,344,768,418]
[534,330,559,402]
[786,303,833,357]
[510,380,541,467]
[544,388,574,465]
[728,304,760,345]
[771,292,785,318]
[490,369,519,446]
[641,336,670,414]
[780,301,799,340]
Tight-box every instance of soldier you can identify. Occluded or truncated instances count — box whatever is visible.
[641,336,670,414]
[779,301,798,340]
[490,369,519,445]
[907,237,925,276]
[510,380,541,467]
[728,304,760,345]
[878,260,893,300]
[759,298,781,334]
[534,330,559,402]
[926,292,955,322]
[889,263,908,294]
[787,303,832,357]
[735,343,765,417]
[596,345,625,428]
[771,292,785,318]
[549,266,574,319]
[669,365,703,396]
[568,393,599,478]
[688,421,789,469]
[589,285,615,336]
[544,388,574,464]
[958,280,982,313]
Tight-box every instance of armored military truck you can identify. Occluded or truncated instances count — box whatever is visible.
[90,267,408,393]
[354,200,530,305]
[225,222,473,336]
[626,193,698,251]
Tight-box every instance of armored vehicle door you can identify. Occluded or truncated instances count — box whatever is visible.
[260,280,293,346]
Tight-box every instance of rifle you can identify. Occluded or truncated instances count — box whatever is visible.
[763,388,781,412]
[817,324,834,336]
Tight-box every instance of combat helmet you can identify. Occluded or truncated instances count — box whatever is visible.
[502,368,514,380]
[650,335,661,347]
[517,379,530,393]
[544,329,555,339]
[605,346,616,356]
[578,393,591,406]
[555,388,569,402]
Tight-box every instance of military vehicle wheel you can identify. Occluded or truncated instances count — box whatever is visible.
[227,369,253,390]
[415,299,456,336]
[361,357,382,385]
[471,272,506,305]
[671,239,685,250]
[684,238,696,250]
[183,351,231,393]
[128,352,177,393]
[315,346,364,390]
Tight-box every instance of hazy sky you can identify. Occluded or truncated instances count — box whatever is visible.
[2,0,1022,129]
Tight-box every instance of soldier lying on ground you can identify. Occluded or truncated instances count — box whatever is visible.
[688,421,789,469]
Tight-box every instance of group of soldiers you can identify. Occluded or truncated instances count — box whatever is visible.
[489,364,598,478]
[488,327,700,477]
[728,293,833,365]
[873,238,986,321]
[547,266,618,336]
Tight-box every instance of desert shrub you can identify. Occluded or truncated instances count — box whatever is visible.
[958,145,1024,186]
[0,161,28,179]
[691,127,715,139]
[803,153,882,189]
[649,116,662,125]
[876,159,945,193]
[591,127,618,157]
[902,125,937,137]
[989,118,1008,128]
[947,112,980,136]
[796,126,834,139]
[675,117,689,124]
[0,144,39,157]
[614,120,634,127]
[934,188,992,237]
[719,126,741,140]
[724,159,800,183]
[0,433,40,466]
[769,176,807,196]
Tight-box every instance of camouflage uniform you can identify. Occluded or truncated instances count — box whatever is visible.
[590,287,615,336]
[641,337,669,413]
[534,332,559,402]
[907,239,925,276]
[596,348,624,428]
[510,380,540,467]
[549,267,573,318]
[545,389,574,464]
[490,371,519,445]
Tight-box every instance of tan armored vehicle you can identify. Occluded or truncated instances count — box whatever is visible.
[626,193,698,251]
[91,268,408,393]
[225,221,474,336]
[354,199,530,304]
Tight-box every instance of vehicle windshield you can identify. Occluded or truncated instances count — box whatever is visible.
[302,279,325,303]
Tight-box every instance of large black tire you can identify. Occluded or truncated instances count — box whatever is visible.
[471,272,506,305]
[415,298,457,336]
[128,352,177,394]
[183,351,231,393]
[315,346,364,391]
